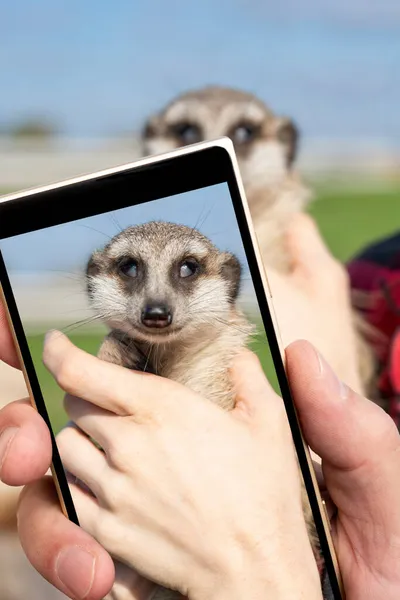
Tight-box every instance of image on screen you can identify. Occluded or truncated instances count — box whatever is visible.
[0,181,335,598]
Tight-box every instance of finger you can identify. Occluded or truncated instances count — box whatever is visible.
[312,460,337,520]
[0,299,20,368]
[107,561,156,600]
[18,476,114,600]
[67,480,147,570]
[0,399,52,485]
[230,348,286,425]
[286,340,400,524]
[63,393,135,452]
[312,460,325,491]
[66,477,103,535]
[57,425,110,499]
[43,331,193,421]
[62,395,149,482]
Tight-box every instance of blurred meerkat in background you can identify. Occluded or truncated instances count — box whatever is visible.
[142,85,311,271]
[141,85,376,396]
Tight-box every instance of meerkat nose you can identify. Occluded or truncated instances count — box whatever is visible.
[141,304,172,328]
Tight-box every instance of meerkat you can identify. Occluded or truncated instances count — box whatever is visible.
[140,85,376,397]
[87,221,253,409]
[142,86,311,272]
[86,221,326,600]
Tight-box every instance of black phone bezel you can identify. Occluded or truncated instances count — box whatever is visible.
[0,143,341,599]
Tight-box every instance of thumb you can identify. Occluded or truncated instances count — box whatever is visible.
[286,340,400,528]
[230,349,281,421]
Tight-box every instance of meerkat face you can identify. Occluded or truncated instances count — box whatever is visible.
[86,221,242,344]
[142,86,299,192]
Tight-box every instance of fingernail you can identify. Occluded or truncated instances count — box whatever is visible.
[56,546,96,599]
[316,350,348,400]
[0,427,19,475]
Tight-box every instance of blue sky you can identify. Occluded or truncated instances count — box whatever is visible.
[1,0,399,143]
[0,183,250,275]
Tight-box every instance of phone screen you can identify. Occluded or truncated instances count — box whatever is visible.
[0,176,338,599]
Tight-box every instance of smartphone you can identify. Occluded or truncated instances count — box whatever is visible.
[0,137,342,599]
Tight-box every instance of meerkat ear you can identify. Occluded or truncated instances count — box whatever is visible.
[141,114,160,141]
[276,117,299,167]
[220,252,242,302]
[140,114,163,156]
[86,251,102,297]
[86,251,102,277]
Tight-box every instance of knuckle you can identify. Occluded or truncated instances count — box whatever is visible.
[101,475,126,512]
[94,494,124,543]
[106,439,130,472]
[105,425,139,472]
[79,502,104,540]
[114,395,135,417]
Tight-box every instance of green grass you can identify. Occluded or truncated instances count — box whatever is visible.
[309,184,400,261]
[21,181,400,435]
[27,332,104,434]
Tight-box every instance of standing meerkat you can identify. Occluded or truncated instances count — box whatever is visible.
[141,85,376,397]
[86,221,325,600]
[142,86,311,272]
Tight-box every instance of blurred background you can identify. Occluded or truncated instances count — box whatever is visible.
[0,1,399,598]
[1,0,399,254]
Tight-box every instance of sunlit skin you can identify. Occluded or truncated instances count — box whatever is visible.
[1,215,400,600]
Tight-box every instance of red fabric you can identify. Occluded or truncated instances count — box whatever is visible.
[347,232,400,427]
[389,330,400,396]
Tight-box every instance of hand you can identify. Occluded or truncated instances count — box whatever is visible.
[266,214,363,394]
[47,332,320,600]
[0,298,27,406]
[0,302,116,599]
[0,299,19,368]
[287,340,400,600]
[0,300,30,528]
[2,333,400,599]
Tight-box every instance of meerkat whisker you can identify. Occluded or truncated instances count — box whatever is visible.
[60,314,109,335]
[77,223,114,241]
[142,343,154,373]
[108,212,125,234]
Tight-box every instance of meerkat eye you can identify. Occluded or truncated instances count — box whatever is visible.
[179,260,199,278]
[118,258,138,278]
[170,122,202,145]
[231,122,260,145]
